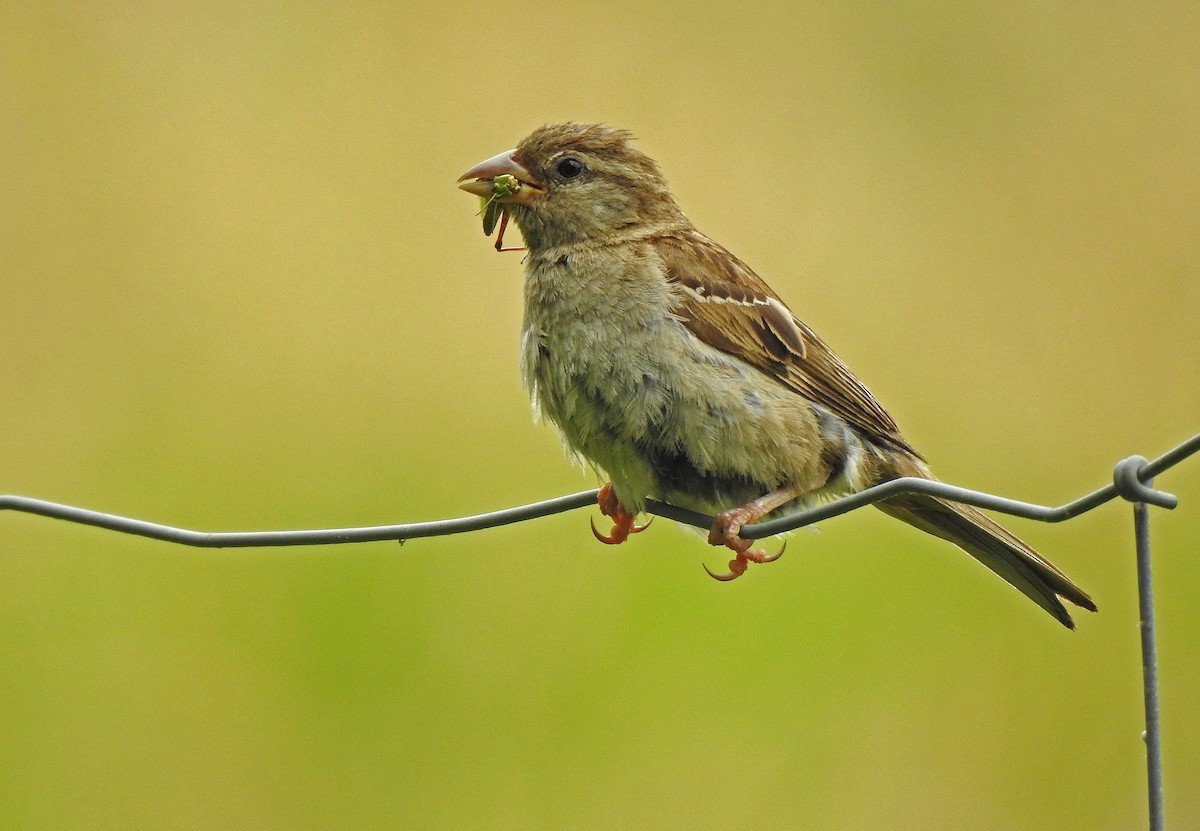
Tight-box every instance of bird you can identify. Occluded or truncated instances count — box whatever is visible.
[457,122,1096,628]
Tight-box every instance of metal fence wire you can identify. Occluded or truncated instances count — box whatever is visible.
[4,432,1198,830]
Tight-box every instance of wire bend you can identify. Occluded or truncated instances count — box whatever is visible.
[1112,456,1177,509]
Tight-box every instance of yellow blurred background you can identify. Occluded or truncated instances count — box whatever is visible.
[3,3,1198,828]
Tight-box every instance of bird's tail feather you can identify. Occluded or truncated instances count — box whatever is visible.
[875,488,1097,629]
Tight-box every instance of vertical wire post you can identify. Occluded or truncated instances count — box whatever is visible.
[1134,497,1164,831]
[1113,454,1175,831]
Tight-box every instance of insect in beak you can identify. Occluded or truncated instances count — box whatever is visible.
[474,173,525,252]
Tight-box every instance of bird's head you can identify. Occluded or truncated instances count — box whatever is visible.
[458,122,687,250]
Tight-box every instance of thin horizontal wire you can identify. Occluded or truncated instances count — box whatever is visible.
[1,433,1196,548]
[0,490,600,548]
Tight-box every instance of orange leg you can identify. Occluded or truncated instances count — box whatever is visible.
[493,211,527,253]
[704,483,802,581]
[590,483,652,545]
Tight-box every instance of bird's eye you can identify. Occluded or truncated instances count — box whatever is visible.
[555,157,585,179]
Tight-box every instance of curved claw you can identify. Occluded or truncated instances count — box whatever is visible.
[590,516,623,545]
[760,539,787,564]
[590,515,652,545]
[703,560,747,582]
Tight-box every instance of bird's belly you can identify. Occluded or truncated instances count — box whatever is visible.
[521,313,836,515]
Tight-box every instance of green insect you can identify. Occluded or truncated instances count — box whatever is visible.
[479,196,504,236]
[491,173,521,199]
[477,173,524,251]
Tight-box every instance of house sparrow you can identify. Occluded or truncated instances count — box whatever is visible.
[458,122,1095,628]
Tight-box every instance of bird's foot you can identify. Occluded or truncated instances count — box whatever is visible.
[590,483,651,545]
[703,498,790,581]
[703,541,787,582]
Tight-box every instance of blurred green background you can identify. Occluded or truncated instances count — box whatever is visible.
[3,2,1198,829]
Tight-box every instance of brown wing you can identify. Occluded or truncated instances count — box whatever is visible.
[653,230,921,458]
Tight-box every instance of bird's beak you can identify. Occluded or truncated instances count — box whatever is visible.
[457,149,545,203]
